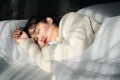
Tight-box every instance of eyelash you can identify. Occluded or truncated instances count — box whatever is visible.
[35,28,40,34]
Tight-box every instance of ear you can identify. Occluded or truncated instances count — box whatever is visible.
[46,17,53,24]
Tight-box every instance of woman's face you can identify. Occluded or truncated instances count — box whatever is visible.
[28,19,59,47]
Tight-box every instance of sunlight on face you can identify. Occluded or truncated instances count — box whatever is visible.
[28,21,59,47]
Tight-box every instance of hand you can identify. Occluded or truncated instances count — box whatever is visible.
[13,29,29,44]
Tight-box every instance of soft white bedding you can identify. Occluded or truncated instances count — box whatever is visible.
[1,16,120,80]
[51,16,120,80]
[0,20,51,80]
[0,20,37,64]
[77,2,120,23]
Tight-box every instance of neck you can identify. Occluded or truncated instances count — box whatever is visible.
[49,25,59,41]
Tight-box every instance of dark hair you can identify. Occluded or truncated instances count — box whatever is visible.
[23,15,62,37]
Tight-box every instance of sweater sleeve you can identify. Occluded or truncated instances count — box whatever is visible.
[19,39,52,73]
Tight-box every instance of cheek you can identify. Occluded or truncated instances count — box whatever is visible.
[40,28,48,36]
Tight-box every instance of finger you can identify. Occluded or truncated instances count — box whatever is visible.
[13,32,20,36]
[13,30,20,35]
[13,29,23,33]
[14,29,22,33]
[13,36,18,42]
[13,34,19,39]
[13,30,22,35]
[13,29,20,32]
[13,31,22,37]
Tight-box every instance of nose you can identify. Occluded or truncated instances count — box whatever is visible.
[38,36,44,42]
[33,35,46,47]
[33,34,44,43]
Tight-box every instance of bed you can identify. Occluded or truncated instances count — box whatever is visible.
[0,1,120,80]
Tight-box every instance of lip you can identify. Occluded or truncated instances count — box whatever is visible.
[44,37,48,44]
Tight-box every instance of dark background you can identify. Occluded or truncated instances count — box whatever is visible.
[0,0,120,20]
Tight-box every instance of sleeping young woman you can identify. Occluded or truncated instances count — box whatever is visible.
[13,12,101,73]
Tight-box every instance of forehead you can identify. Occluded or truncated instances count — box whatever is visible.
[28,22,40,31]
[35,22,46,27]
[28,22,45,32]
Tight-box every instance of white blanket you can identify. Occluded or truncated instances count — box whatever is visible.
[1,16,120,80]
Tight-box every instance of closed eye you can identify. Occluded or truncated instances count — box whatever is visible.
[35,28,40,34]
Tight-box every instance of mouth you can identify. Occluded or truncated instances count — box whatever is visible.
[44,37,48,44]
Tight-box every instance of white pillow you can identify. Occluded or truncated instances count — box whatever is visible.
[0,20,35,65]
[77,2,120,23]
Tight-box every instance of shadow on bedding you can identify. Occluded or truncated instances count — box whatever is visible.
[0,57,9,74]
